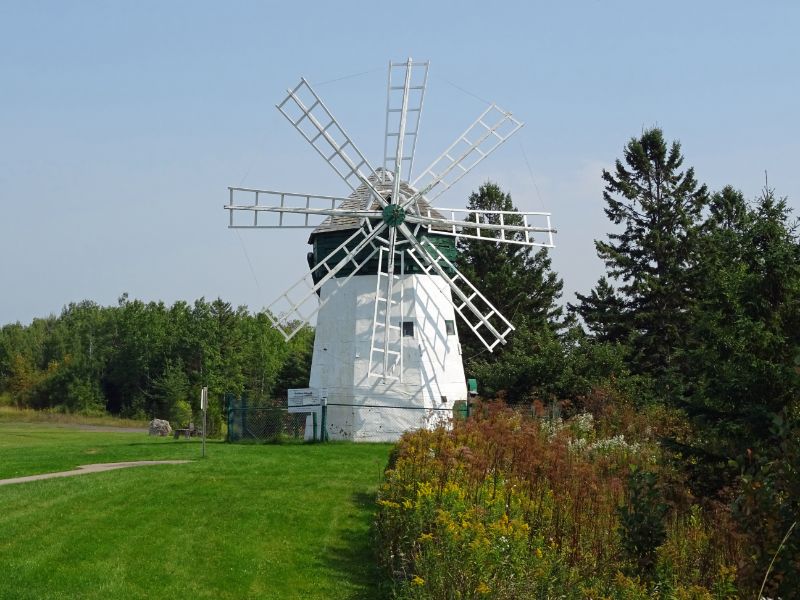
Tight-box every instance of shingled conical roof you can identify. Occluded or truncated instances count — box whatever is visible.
[308,169,445,242]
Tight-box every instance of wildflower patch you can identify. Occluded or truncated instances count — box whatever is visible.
[375,401,740,599]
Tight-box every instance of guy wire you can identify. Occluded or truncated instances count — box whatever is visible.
[316,66,383,86]
[440,75,493,106]
[234,230,265,305]
[520,140,548,212]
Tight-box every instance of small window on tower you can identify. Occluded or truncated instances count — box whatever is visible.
[445,320,456,336]
[402,321,414,337]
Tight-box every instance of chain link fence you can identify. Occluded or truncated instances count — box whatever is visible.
[225,394,317,442]
[226,395,481,442]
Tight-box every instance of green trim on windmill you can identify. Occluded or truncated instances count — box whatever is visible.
[309,230,457,282]
[382,204,406,227]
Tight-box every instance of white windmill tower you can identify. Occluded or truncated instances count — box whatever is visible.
[226,59,555,441]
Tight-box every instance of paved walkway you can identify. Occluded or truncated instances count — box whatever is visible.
[0,461,192,487]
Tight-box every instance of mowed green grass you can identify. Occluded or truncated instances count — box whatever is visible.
[0,423,393,599]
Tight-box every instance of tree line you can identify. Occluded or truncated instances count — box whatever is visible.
[458,128,799,595]
[0,295,313,433]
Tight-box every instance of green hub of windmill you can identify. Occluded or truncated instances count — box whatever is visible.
[382,204,406,227]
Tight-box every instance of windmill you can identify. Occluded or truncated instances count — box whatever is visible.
[226,59,555,441]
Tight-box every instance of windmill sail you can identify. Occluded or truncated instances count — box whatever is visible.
[266,221,387,340]
[277,78,387,208]
[368,246,405,381]
[384,59,429,181]
[403,231,515,351]
[407,104,524,206]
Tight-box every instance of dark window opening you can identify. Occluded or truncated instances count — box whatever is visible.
[445,320,456,335]
[402,321,414,337]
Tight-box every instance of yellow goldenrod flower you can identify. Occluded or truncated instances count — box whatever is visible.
[417,482,433,497]
[411,575,425,586]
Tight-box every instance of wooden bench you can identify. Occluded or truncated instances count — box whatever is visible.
[173,424,200,439]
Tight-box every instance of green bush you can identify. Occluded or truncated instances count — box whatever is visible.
[619,467,667,573]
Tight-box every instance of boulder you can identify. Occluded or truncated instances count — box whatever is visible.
[148,418,172,437]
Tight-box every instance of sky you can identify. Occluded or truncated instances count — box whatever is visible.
[1,0,799,325]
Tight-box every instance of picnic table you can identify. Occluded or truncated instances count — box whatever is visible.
[173,423,201,439]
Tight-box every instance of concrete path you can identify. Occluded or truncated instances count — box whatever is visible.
[0,460,192,487]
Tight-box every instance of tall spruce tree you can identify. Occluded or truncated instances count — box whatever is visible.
[455,182,565,398]
[456,183,564,354]
[583,128,708,390]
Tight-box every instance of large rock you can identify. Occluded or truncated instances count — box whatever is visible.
[148,419,172,437]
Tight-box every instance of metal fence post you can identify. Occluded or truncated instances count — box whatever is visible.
[225,394,233,442]
[241,394,248,439]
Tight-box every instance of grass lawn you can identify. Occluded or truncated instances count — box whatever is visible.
[0,423,393,599]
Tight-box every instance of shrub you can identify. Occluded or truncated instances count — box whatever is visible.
[618,467,667,573]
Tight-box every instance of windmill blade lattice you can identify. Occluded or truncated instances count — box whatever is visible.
[407,104,524,207]
[414,207,556,248]
[384,59,429,181]
[226,188,362,229]
[399,226,514,350]
[266,220,387,340]
[277,78,387,209]
[368,246,405,380]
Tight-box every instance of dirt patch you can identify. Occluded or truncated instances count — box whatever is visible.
[0,460,192,487]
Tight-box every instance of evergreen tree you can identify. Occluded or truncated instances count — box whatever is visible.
[570,277,627,343]
[683,186,800,593]
[683,186,800,456]
[455,182,565,401]
[456,182,564,362]
[0,295,314,427]
[584,128,708,389]
[273,326,314,399]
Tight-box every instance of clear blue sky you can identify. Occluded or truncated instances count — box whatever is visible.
[1,0,798,325]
